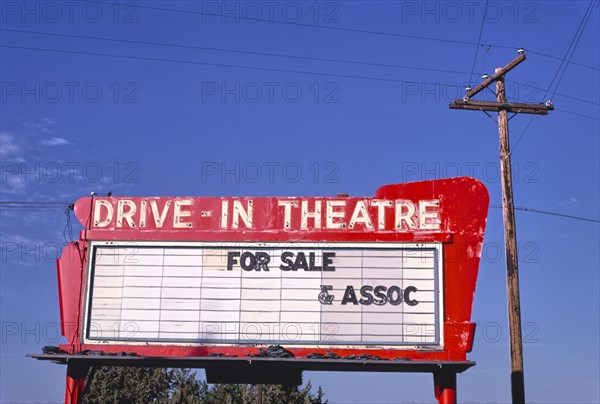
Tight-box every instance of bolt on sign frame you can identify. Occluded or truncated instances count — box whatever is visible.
[32,177,489,404]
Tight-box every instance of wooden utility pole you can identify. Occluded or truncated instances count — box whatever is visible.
[449,51,553,404]
[496,69,525,403]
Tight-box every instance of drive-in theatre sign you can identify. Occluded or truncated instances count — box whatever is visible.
[34,177,489,404]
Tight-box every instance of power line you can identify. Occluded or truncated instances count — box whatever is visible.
[525,49,598,72]
[3,32,597,108]
[477,45,492,82]
[80,0,497,48]
[490,205,600,224]
[0,44,467,87]
[0,201,70,205]
[0,208,64,213]
[511,1,599,152]
[0,206,66,212]
[555,108,600,121]
[545,0,597,101]
[513,106,598,154]
[549,0,597,100]
[511,115,537,152]
[0,201,72,212]
[0,28,478,76]
[506,79,599,106]
[0,45,598,115]
[469,0,489,86]
[80,0,599,72]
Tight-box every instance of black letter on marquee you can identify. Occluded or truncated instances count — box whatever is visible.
[240,252,256,271]
[341,285,358,305]
[227,252,240,271]
[292,252,309,271]
[322,252,336,271]
[404,286,419,306]
[387,286,403,306]
[359,285,374,305]
[373,285,388,305]
[279,251,294,270]
[255,252,271,271]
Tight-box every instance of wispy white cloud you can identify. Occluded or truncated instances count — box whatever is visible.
[0,234,36,244]
[559,197,578,206]
[0,133,26,194]
[41,137,70,146]
[0,231,67,267]
[0,132,21,156]
[24,121,46,129]
[0,175,26,194]
[24,117,56,130]
[21,118,69,146]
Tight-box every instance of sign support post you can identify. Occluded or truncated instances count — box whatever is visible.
[65,362,87,404]
[434,369,457,404]
[449,52,554,403]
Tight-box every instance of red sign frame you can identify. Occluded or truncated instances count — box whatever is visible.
[56,177,489,363]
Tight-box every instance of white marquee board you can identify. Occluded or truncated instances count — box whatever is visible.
[83,241,444,349]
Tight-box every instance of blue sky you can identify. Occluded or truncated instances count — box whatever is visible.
[1,0,598,402]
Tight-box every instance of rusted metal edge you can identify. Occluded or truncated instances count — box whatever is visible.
[29,353,475,373]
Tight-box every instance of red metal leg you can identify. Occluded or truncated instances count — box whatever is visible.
[434,369,457,404]
[64,363,87,404]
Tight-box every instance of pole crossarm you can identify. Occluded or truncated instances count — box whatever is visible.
[466,53,526,99]
[449,99,554,115]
